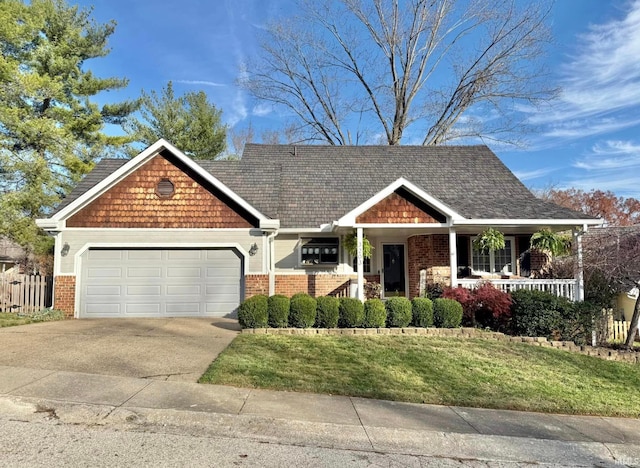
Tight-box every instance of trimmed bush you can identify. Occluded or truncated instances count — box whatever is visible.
[363,299,386,328]
[385,296,412,328]
[316,296,340,328]
[238,295,268,328]
[433,298,463,328]
[510,289,571,339]
[442,286,476,326]
[411,297,433,328]
[267,295,290,328]
[289,293,317,328]
[339,297,364,328]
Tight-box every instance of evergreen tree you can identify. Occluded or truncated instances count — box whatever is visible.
[0,0,137,256]
[126,81,227,160]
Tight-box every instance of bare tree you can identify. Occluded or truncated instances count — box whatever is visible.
[583,227,640,348]
[245,0,555,145]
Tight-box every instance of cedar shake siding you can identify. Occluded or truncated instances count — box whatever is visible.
[356,189,446,224]
[67,152,256,229]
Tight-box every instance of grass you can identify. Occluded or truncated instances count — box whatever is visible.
[199,334,640,417]
[0,309,65,327]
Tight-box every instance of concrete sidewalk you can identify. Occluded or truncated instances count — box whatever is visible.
[1,364,640,466]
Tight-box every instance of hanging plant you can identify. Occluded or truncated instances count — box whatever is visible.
[344,231,373,259]
[530,228,571,256]
[473,227,505,254]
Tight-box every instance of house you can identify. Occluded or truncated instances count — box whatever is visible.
[0,237,26,274]
[36,139,602,318]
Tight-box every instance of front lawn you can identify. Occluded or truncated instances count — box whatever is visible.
[200,335,640,417]
[0,310,65,327]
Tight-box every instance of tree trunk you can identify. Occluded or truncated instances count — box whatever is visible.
[624,292,640,349]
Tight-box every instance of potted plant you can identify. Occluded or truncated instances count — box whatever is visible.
[530,228,571,256]
[344,231,373,259]
[472,227,505,254]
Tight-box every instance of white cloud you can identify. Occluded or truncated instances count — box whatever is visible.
[252,103,272,117]
[173,80,226,87]
[513,167,557,181]
[573,139,640,170]
[524,1,640,140]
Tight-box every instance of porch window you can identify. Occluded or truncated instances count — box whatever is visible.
[352,256,371,273]
[471,237,516,275]
[300,238,339,265]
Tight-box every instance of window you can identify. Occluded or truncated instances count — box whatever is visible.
[352,256,371,273]
[156,178,175,198]
[300,238,339,265]
[471,237,515,274]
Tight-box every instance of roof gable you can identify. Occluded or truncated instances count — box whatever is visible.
[66,152,256,228]
[46,139,269,228]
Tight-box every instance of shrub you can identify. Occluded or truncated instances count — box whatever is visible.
[267,295,290,328]
[423,283,444,300]
[238,295,268,328]
[289,293,317,328]
[411,297,433,327]
[363,299,386,328]
[509,289,569,338]
[442,286,476,326]
[385,296,412,328]
[316,296,340,328]
[564,300,601,346]
[339,297,364,328]
[364,282,382,299]
[433,298,463,328]
[473,283,512,331]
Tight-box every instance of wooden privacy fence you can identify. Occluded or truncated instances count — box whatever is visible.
[608,319,632,342]
[0,274,53,314]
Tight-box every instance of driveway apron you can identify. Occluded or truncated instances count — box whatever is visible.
[0,318,239,382]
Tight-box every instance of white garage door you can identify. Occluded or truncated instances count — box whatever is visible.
[79,248,242,318]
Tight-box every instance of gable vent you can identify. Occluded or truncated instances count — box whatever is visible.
[156,178,175,198]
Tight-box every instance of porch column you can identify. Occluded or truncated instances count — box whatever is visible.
[574,225,586,302]
[449,227,458,288]
[356,227,365,301]
[268,232,276,296]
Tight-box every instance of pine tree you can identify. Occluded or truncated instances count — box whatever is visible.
[0,0,137,256]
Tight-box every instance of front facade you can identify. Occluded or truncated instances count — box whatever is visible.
[37,140,601,318]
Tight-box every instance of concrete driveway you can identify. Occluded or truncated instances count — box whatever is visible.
[0,318,240,382]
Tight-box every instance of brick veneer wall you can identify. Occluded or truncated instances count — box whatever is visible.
[54,276,76,318]
[356,192,437,224]
[407,234,451,298]
[244,274,357,298]
[67,153,253,228]
[245,274,269,297]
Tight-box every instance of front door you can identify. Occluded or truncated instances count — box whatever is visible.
[382,244,406,297]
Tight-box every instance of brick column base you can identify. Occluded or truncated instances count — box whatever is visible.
[53,276,76,318]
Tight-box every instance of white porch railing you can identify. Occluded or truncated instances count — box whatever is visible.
[458,279,576,301]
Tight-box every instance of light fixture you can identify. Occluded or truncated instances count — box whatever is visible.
[61,242,70,257]
[249,243,258,256]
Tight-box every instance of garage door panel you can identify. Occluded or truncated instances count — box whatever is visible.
[166,284,201,295]
[87,267,122,278]
[88,250,123,261]
[127,267,162,278]
[167,250,204,260]
[80,248,242,318]
[166,302,201,314]
[85,303,121,315]
[167,267,203,278]
[86,285,121,296]
[125,303,162,314]
[126,285,162,296]
[127,250,163,260]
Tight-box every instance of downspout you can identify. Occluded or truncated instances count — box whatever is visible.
[267,230,278,296]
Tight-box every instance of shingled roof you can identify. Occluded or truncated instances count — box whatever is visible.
[55,144,593,228]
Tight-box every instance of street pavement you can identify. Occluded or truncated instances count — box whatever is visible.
[1,364,640,467]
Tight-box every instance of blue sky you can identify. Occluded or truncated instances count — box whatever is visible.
[75,0,640,198]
